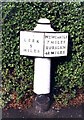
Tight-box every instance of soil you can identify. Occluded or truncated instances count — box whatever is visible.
[2,88,84,119]
[2,104,83,119]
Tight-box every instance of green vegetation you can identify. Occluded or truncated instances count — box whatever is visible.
[2,2,84,107]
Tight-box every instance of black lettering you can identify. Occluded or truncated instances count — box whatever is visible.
[58,41,60,44]
[51,52,54,54]
[52,36,55,38]
[34,49,36,53]
[49,36,51,39]
[52,46,54,49]
[57,46,60,49]
[24,49,27,51]
[55,51,57,54]
[60,51,62,54]
[55,41,57,44]
[60,41,63,44]
[37,50,40,53]
[60,46,62,49]
[45,36,48,38]
[46,46,48,49]
[63,46,66,49]
[30,49,32,52]
[57,36,61,39]
[63,36,67,39]
[63,51,65,54]
[45,52,47,55]
[55,46,58,49]
[36,40,39,43]
[51,41,54,44]
[48,52,50,54]
[60,41,65,44]
[24,39,26,42]
[57,51,59,54]
[32,39,34,42]
[49,46,51,49]
[28,39,30,42]
[30,44,32,48]
[47,41,49,44]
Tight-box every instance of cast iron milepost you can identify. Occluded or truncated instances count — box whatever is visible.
[20,18,68,112]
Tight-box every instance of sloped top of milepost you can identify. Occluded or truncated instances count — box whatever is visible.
[34,18,55,32]
[37,18,50,24]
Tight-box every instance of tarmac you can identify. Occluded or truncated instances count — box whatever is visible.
[2,103,84,119]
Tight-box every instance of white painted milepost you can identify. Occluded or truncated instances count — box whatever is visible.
[33,18,55,94]
[20,18,68,112]
[34,58,51,94]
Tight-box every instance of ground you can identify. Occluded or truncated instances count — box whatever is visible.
[2,89,84,119]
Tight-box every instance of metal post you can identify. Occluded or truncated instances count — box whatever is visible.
[20,18,68,112]
[33,18,55,112]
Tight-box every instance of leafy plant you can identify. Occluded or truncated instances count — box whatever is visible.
[2,2,84,106]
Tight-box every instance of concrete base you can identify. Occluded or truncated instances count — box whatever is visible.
[33,94,51,112]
